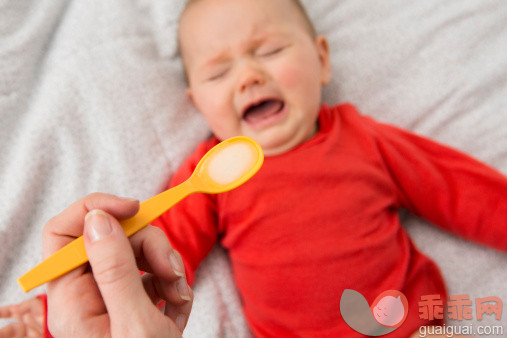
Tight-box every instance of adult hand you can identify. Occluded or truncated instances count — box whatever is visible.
[44,193,192,337]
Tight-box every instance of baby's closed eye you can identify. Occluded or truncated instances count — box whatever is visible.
[207,69,229,81]
[204,64,231,82]
[255,43,291,58]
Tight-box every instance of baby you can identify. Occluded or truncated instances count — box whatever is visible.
[154,0,506,336]
[1,0,505,337]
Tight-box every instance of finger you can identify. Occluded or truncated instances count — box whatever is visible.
[129,226,192,305]
[129,225,186,280]
[0,305,15,318]
[17,298,43,317]
[142,272,191,306]
[83,209,154,324]
[21,313,43,336]
[43,193,139,258]
[141,274,161,304]
[0,321,26,337]
[142,272,192,332]
[43,194,139,319]
[154,249,191,305]
[160,250,193,332]
[164,286,193,333]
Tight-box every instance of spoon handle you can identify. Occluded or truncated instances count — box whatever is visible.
[18,179,196,292]
[122,179,196,237]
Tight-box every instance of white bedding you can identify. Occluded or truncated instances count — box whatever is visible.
[0,0,505,336]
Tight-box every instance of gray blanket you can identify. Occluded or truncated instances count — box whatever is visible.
[1,0,505,336]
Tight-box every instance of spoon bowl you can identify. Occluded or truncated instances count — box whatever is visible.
[191,136,263,193]
[18,136,263,292]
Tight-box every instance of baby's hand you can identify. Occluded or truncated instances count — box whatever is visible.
[0,297,44,337]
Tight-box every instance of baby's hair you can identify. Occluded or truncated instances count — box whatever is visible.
[289,0,317,37]
[178,0,317,83]
[180,0,317,40]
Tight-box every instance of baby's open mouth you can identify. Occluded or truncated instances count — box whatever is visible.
[242,99,285,123]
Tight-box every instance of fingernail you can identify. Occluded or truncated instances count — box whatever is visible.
[119,196,138,202]
[176,278,191,301]
[175,314,187,332]
[169,252,185,277]
[85,210,112,242]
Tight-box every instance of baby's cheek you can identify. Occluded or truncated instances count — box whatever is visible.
[275,65,301,88]
[194,89,227,118]
[198,92,240,137]
[194,88,219,109]
[275,55,323,96]
[275,58,313,90]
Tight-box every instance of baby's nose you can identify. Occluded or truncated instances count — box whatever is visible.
[238,63,266,93]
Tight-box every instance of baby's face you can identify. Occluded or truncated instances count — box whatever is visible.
[179,0,331,156]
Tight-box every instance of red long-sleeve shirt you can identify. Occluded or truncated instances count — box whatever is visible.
[153,103,507,337]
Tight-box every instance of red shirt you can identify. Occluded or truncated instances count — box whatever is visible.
[153,103,507,337]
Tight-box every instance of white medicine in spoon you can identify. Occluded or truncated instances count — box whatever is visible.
[207,142,255,185]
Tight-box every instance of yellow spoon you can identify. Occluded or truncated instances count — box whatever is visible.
[18,136,263,292]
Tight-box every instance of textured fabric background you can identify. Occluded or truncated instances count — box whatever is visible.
[0,0,505,336]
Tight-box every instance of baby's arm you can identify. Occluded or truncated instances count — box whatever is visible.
[152,139,221,285]
[367,117,507,249]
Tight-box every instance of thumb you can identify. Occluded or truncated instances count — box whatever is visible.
[83,209,151,323]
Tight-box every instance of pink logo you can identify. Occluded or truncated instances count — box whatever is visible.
[371,290,409,327]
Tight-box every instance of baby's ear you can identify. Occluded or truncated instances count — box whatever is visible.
[186,88,195,105]
[315,35,332,86]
